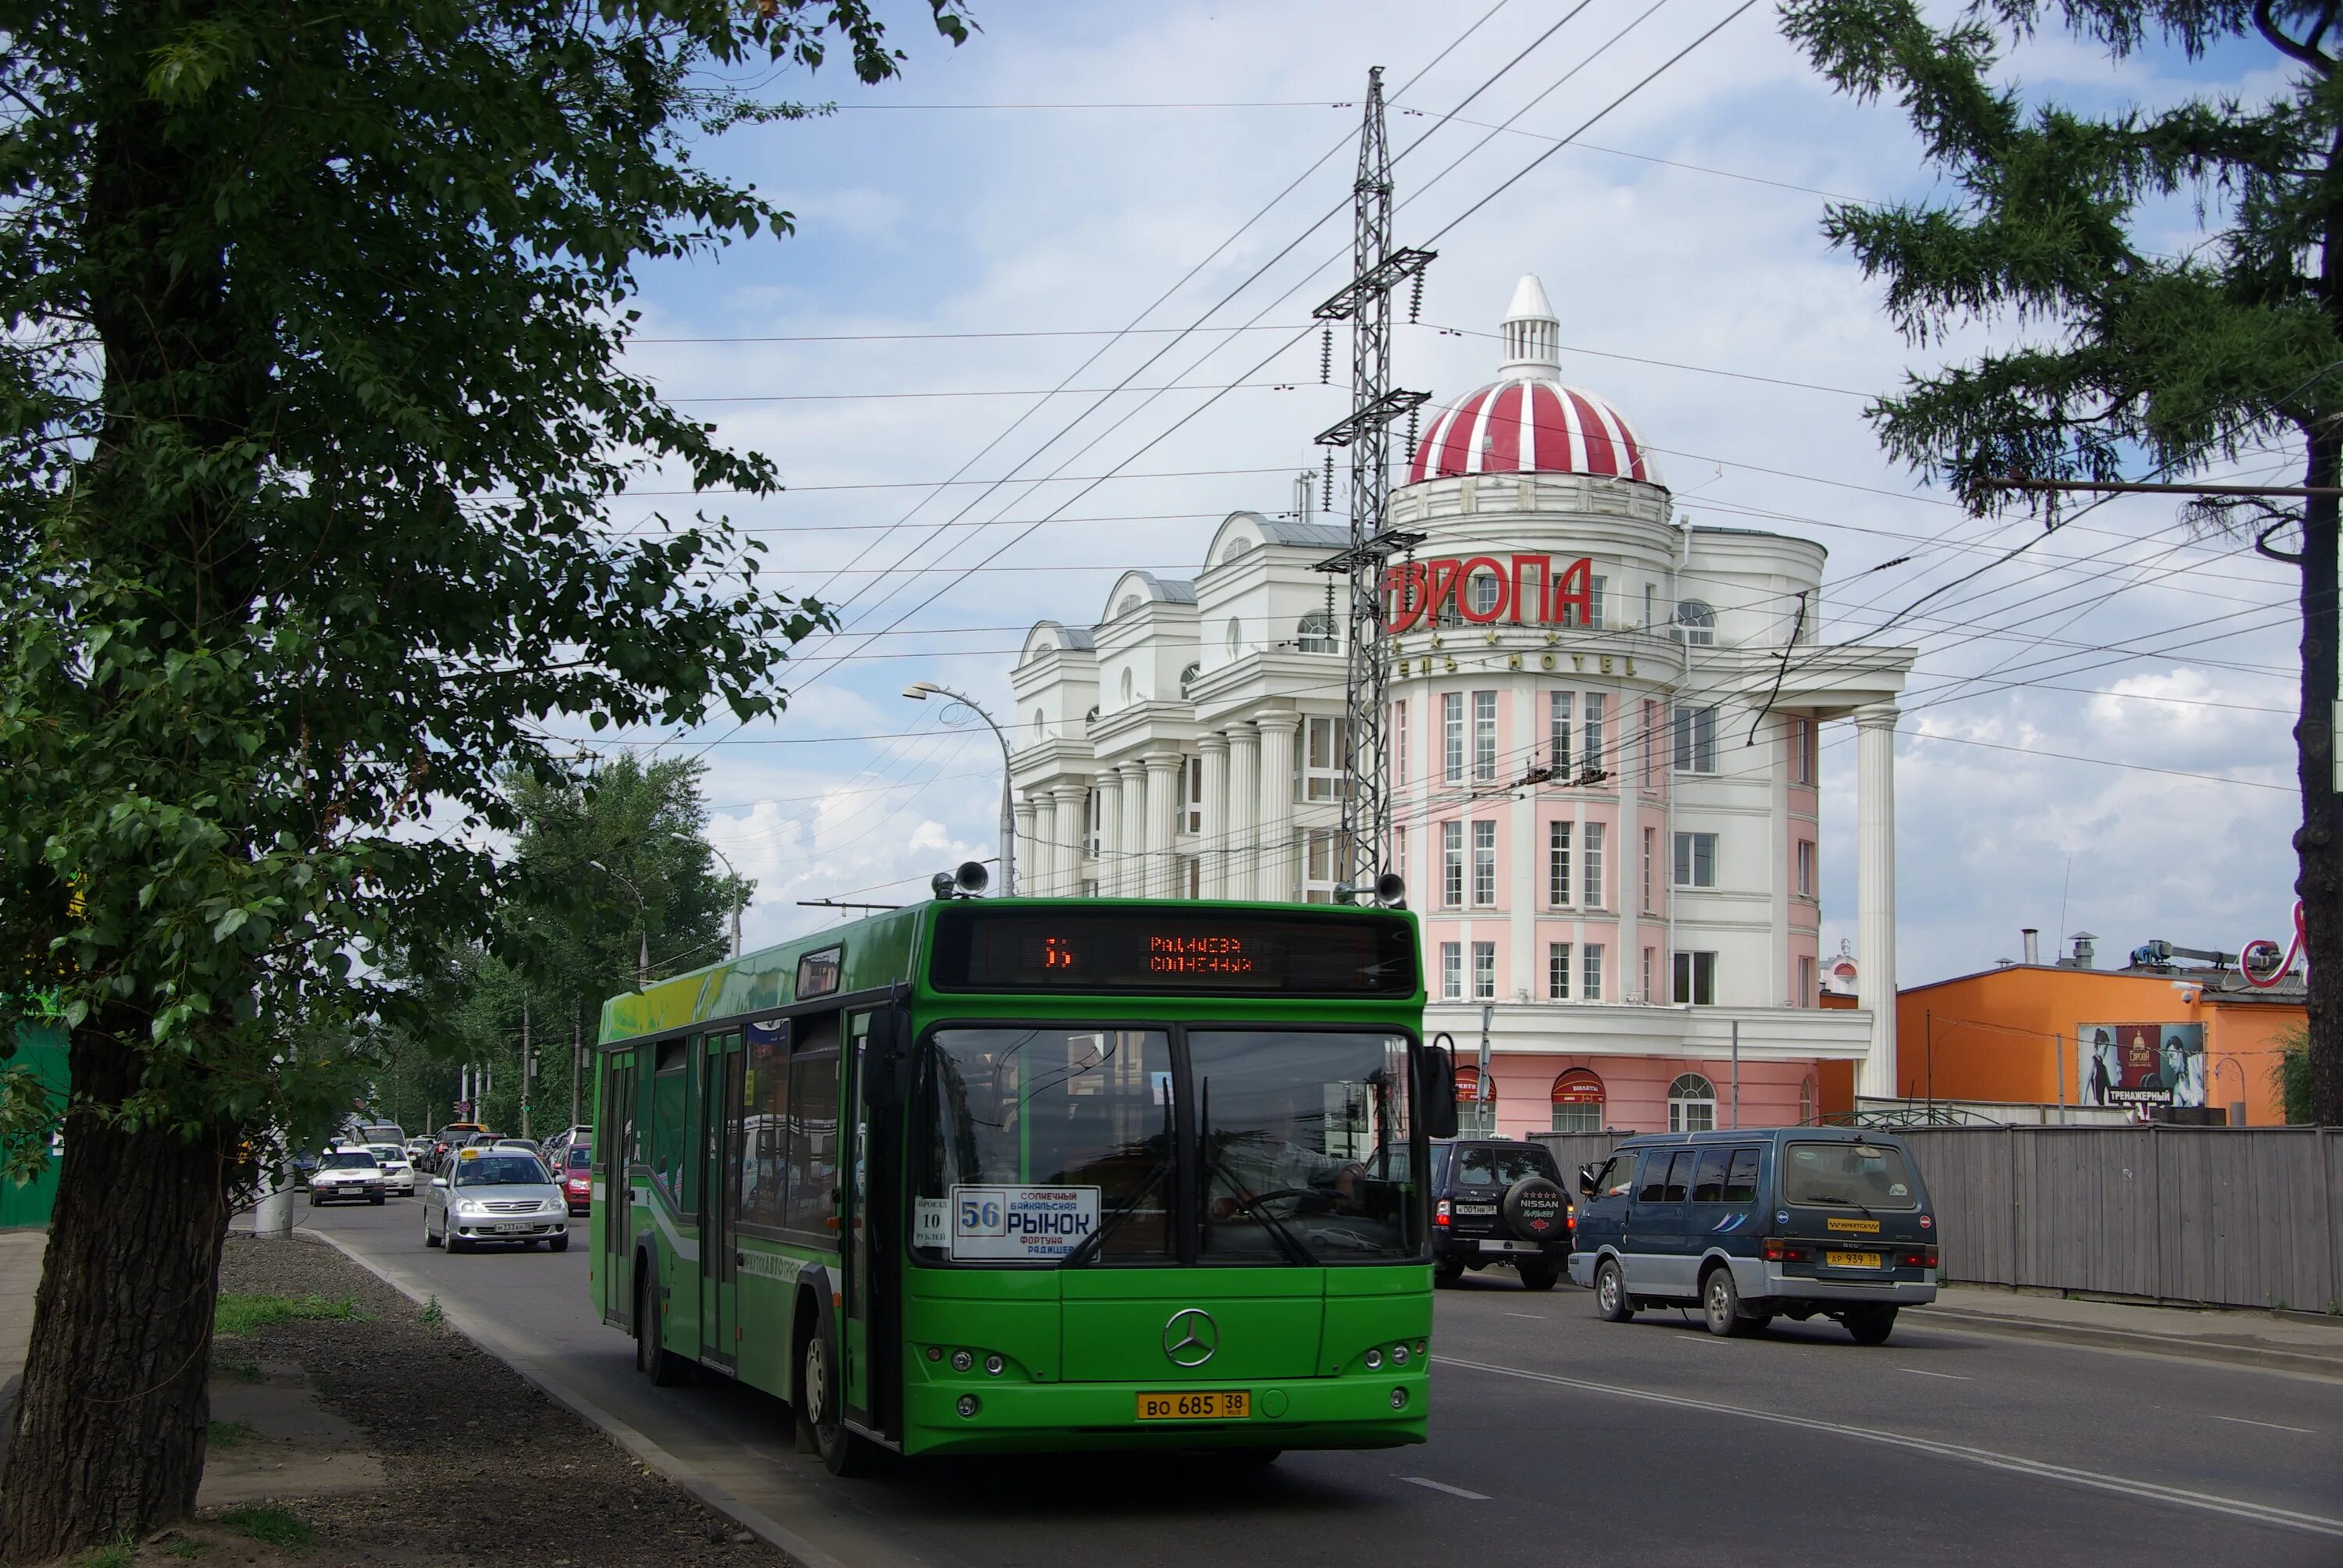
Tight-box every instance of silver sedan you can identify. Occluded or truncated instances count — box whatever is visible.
[422,1149,571,1253]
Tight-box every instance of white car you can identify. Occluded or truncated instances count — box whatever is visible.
[309,1148,388,1206]
[423,1147,570,1253]
[366,1143,417,1197]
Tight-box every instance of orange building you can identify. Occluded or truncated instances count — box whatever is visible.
[1893,953,2302,1127]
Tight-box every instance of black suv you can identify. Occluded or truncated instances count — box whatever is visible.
[1431,1139,1573,1290]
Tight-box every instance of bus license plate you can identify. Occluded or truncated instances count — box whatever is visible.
[1136,1391,1250,1422]
[1827,1250,1883,1269]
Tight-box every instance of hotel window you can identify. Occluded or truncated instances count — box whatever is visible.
[1546,821,1571,907]
[1393,700,1408,789]
[1440,943,1462,1001]
[1547,943,1572,1000]
[1471,941,1496,1001]
[1642,700,1660,788]
[1443,693,1464,783]
[1642,946,1656,1000]
[1668,1073,1717,1133]
[1673,831,1717,889]
[1471,821,1497,907]
[1673,950,1717,1006]
[1561,574,1608,629]
[1472,691,1497,783]
[1794,715,1818,784]
[1296,609,1337,653]
[1549,692,1574,775]
[1674,600,1716,646]
[1583,693,1607,774]
[1798,954,1817,1009]
[1581,943,1604,1002]
[1085,789,1102,858]
[1442,821,1464,908]
[1393,824,1407,890]
[1469,570,1503,618]
[1642,827,1655,912]
[1183,856,1200,899]
[1298,828,1349,903]
[1674,704,1717,774]
[1644,582,1657,630]
[1303,715,1350,802]
[1796,839,1816,897]
[1186,754,1204,832]
[1582,821,1607,909]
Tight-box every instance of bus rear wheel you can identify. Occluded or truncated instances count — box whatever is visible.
[636,1272,686,1386]
[799,1325,876,1477]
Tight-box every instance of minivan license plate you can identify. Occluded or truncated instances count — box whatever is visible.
[1136,1391,1250,1421]
[1827,1250,1883,1269]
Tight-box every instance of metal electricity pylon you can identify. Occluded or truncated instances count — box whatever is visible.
[1314,65,1432,893]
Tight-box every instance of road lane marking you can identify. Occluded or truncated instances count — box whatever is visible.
[1436,1355,2343,1539]
[1503,1313,1546,1320]
[1401,1477,1491,1501]
[2211,1414,2318,1435]
[1898,1367,1971,1381]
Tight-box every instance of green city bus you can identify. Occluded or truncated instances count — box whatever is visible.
[587,885,1457,1474]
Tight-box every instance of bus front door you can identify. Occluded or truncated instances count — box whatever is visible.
[598,1052,637,1329]
[699,1029,743,1371]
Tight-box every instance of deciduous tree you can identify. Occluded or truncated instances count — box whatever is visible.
[0,2,965,1556]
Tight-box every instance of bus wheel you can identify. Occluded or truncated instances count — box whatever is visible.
[801,1327,875,1477]
[637,1272,686,1386]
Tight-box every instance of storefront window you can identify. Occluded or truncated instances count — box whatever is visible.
[1550,1069,1605,1133]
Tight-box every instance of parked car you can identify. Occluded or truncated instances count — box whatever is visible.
[555,1140,594,1215]
[541,1124,590,1169]
[366,1143,418,1197]
[308,1148,388,1206]
[1429,1138,1572,1290]
[1570,1127,1939,1345]
[423,1147,571,1253]
[289,1148,321,1189]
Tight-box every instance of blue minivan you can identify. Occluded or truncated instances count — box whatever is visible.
[1567,1127,1938,1345]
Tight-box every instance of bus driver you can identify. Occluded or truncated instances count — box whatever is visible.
[1208,1092,1364,1217]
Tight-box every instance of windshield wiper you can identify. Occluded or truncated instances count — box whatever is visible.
[1196,1082,1318,1266]
[1061,1156,1172,1268]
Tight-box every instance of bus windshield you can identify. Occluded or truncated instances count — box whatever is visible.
[915,1026,1418,1267]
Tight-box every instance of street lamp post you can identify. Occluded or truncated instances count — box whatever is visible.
[587,858,651,985]
[903,681,1016,895]
[669,832,745,958]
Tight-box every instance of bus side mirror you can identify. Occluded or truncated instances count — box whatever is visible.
[1419,1042,1459,1140]
[863,1007,913,1110]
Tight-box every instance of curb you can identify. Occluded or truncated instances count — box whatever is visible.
[1909,1304,2343,1379]
[308,1230,850,1568]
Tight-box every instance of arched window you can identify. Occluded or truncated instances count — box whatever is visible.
[1667,1072,1717,1133]
[1674,600,1716,646]
[1032,708,1045,739]
[1550,1069,1605,1134]
[1296,610,1336,653]
[1118,593,1142,617]
[1118,668,1134,707]
[1456,1066,1496,1138]
[1798,1074,1818,1127]
[1226,617,1243,657]
[1179,660,1200,699]
[1084,704,1100,725]
[1222,536,1255,565]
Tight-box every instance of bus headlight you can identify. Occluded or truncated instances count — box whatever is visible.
[984,1354,1005,1376]
[950,1349,974,1373]
[1364,1348,1384,1370]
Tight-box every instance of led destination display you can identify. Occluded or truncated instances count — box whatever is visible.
[929,905,1418,996]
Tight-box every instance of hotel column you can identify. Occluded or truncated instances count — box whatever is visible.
[1143,750,1182,898]
[1226,723,1260,900]
[1855,704,1899,1098]
[1011,797,1036,896]
[1093,768,1123,899]
[1027,789,1058,896]
[1118,760,1147,897]
[1256,710,1300,902]
[1052,782,1089,898]
[1197,733,1230,897]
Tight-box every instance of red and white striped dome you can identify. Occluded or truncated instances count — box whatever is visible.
[1403,275,1661,487]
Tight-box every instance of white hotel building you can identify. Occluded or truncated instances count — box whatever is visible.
[1007,277,1914,1135]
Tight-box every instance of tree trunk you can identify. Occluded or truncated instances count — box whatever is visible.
[0,1020,232,1561]
[2298,420,2343,1126]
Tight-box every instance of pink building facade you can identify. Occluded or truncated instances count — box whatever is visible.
[1009,277,1916,1131]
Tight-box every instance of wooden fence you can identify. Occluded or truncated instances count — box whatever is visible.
[1531,1124,2343,1313]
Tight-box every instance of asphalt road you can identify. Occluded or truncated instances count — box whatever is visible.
[308,1199,2343,1566]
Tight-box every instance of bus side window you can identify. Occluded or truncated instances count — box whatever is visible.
[741,1028,790,1229]
[651,1041,687,1199]
[784,1053,840,1235]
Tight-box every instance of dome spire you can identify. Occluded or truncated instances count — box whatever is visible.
[1498,273,1560,374]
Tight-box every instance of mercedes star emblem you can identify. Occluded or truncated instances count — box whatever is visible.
[1162,1307,1218,1367]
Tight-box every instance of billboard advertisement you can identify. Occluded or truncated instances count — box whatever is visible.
[2077,1021,2206,1110]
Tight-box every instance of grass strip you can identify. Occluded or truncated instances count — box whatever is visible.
[214,1292,364,1338]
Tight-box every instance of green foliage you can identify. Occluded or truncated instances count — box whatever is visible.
[0,1,968,1168]
[66,1545,132,1568]
[2274,1025,2314,1122]
[419,1295,444,1327]
[1776,0,2343,512]
[212,1293,364,1338]
[214,1506,312,1550]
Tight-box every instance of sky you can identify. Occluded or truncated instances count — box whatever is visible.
[565,0,2309,987]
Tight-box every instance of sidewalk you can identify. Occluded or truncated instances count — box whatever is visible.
[0,1228,44,1390]
[1914,1282,2343,1377]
